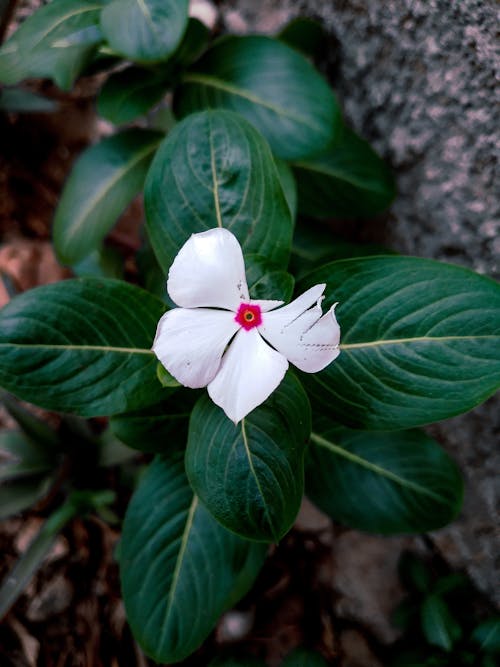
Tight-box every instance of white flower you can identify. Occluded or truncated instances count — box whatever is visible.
[153,228,341,423]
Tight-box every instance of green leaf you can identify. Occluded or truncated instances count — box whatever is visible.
[0,490,111,616]
[289,220,397,280]
[156,363,180,388]
[246,255,295,303]
[392,598,418,632]
[481,656,498,667]
[293,125,397,218]
[136,232,168,301]
[97,17,209,125]
[72,246,124,279]
[432,572,470,596]
[398,552,432,594]
[145,109,293,273]
[471,618,500,654]
[306,421,463,534]
[172,17,210,68]
[277,17,327,60]
[298,256,500,429]
[0,0,104,90]
[186,373,311,542]
[420,595,462,651]
[120,450,267,663]
[174,35,341,160]
[0,87,57,113]
[0,476,53,520]
[109,391,196,453]
[290,221,395,280]
[281,647,330,666]
[275,158,297,220]
[97,430,137,467]
[0,431,55,482]
[100,0,189,63]
[53,129,162,265]
[97,67,168,124]
[0,279,168,416]
[0,498,78,619]
[2,393,59,451]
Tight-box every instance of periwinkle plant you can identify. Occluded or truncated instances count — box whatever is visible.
[0,1,499,663]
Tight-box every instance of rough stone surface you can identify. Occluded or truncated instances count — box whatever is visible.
[332,532,412,644]
[220,0,500,606]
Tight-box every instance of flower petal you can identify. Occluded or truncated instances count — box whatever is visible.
[167,228,249,310]
[153,308,239,388]
[259,285,341,373]
[208,329,289,423]
[262,284,326,323]
[251,299,284,312]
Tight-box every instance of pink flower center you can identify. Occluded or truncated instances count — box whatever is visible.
[235,303,262,330]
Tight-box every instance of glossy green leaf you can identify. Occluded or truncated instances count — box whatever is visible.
[481,656,498,667]
[278,17,327,60]
[398,552,432,594]
[0,0,103,90]
[72,246,124,279]
[110,391,196,453]
[0,476,52,520]
[420,595,462,651]
[97,431,137,467]
[186,374,311,542]
[156,363,180,388]
[145,109,293,272]
[290,221,395,279]
[293,125,397,218]
[0,490,112,617]
[0,87,57,113]
[175,35,341,160]
[432,572,470,597]
[471,618,500,654]
[53,129,162,265]
[97,17,208,125]
[172,17,210,68]
[306,420,463,534]
[136,233,168,301]
[281,647,330,666]
[0,279,168,416]
[2,393,60,451]
[0,498,78,619]
[246,255,295,303]
[120,450,267,663]
[298,256,500,429]
[0,430,55,482]
[100,0,189,63]
[97,67,167,124]
[275,158,297,220]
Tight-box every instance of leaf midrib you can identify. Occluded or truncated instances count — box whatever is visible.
[208,115,223,228]
[2,335,496,356]
[182,72,321,132]
[136,0,155,28]
[292,159,391,194]
[0,343,153,355]
[160,495,198,646]
[26,5,103,51]
[310,432,445,502]
[61,137,160,250]
[341,334,499,350]
[241,419,276,539]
